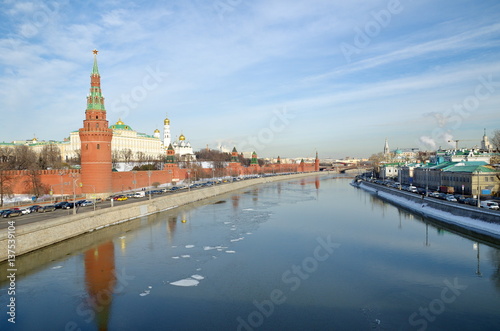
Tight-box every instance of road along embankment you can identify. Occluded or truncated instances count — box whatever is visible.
[358,181,500,241]
[0,172,325,262]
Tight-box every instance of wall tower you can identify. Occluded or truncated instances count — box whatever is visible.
[79,50,113,196]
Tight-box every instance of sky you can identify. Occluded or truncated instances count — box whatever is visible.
[1,0,500,159]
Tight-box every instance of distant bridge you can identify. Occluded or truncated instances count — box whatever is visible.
[318,163,372,174]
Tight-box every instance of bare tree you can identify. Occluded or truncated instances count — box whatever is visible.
[0,165,14,207]
[37,144,62,169]
[10,145,37,170]
[23,169,48,198]
[491,129,500,152]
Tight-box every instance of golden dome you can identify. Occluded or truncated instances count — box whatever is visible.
[179,134,185,141]
[164,118,170,125]
[116,119,124,125]
[154,129,160,133]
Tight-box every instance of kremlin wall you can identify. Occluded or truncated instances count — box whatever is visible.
[4,51,319,199]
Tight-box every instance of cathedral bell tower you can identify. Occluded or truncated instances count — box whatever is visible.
[78,50,113,196]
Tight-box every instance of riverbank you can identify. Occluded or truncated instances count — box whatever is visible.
[0,172,327,262]
[357,181,500,241]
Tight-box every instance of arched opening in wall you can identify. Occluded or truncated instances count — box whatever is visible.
[97,144,100,150]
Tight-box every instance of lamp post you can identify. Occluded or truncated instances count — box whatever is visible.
[476,170,481,208]
[69,173,79,215]
[187,170,191,192]
[133,170,137,191]
[147,170,152,200]
[425,168,429,197]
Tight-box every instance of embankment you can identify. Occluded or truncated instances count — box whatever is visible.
[358,181,500,240]
[0,172,325,261]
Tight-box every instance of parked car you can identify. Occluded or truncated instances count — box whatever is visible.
[38,205,56,213]
[20,208,31,214]
[80,200,94,207]
[28,205,43,213]
[465,198,478,206]
[480,200,499,210]
[446,195,458,202]
[55,201,71,209]
[2,209,23,218]
[456,196,468,204]
[75,200,87,206]
[133,191,145,198]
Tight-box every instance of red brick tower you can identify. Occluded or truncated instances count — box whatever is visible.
[79,50,113,196]
[315,151,320,171]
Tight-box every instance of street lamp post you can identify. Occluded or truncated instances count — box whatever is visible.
[187,170,191,192]
[133,170,137,191]
[69,173,79,215]
[476,170,481,208]
[147,170,152,200]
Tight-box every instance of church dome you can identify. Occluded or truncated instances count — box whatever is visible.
[179,134,185,141]
[164,117,170,125]
[116,119,124,125]
[154,129,160,133]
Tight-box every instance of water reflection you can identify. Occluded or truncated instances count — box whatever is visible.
[83,241,116,331]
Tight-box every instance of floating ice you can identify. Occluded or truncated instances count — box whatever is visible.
[172,256,180,259]
[230,237,244,242]
[225,250,236,253]
[191,274,204,280]
[118,236,126,239]
[224,222,232,224]
[140,290,150,296]
[185,245,195,248]
[181,255,190,258]
[243,208,253,211]
[51,266,63,270]
[170,279,200,287]
[246,232,252,235]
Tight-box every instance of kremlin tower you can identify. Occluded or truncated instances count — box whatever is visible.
[79,50,113,196]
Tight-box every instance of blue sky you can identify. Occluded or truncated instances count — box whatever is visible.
[1,0,500,159]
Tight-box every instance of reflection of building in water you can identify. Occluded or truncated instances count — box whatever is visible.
[167,216,178,243]
[252,188,259,203]
[315,178,320,190]
[232,195,240,210]
[84,241,116,331]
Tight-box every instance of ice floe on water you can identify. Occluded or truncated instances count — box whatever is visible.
[118,236,126,239]
[191,274,204,280]
[139,287,152,296]
[185,245,195,248]
[170,274,205,287]
[51,266,63,270]
[203,245,228,251]
[243,208,253,211]
[224,221,232,224]
[172,256,180,259]
[225,250,236,253]
[230,237,244,242]
[181,255,190,258]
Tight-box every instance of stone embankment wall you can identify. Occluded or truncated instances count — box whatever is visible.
[0,172,323,262]
[360,181,500,225]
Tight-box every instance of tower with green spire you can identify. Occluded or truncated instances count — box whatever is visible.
[250,151,258,166]
[230,147,239,163]
[79,50,113,196]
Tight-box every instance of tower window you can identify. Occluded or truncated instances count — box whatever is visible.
[97,144,100,150]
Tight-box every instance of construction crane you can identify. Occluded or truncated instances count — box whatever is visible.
[447,139,476,149]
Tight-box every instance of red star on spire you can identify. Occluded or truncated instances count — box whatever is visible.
[93,49,98,55]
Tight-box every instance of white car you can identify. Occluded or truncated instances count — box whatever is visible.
[21,208,31,214]
[446,196,457,202]
[480,200,499,210]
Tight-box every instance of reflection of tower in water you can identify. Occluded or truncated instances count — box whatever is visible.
[167,216,178,243]
[232,195,240,210]
[84,241,116,331]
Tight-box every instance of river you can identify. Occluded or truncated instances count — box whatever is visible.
[1,175,499,330]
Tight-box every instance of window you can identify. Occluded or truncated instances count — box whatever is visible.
[97,144,100,150]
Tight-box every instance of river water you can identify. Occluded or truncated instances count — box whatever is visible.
[1,175,499,330]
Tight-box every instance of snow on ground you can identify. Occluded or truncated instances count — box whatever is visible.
[375,190,500,238]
